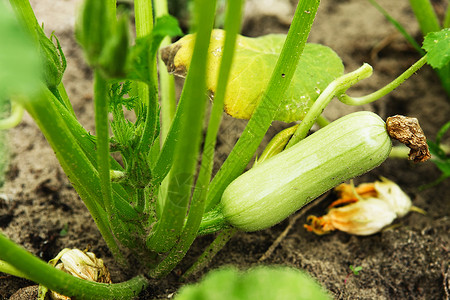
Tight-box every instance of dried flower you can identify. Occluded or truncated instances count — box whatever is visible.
[54,248,111,283]
[46,248,111,300]
[304,177,422,235]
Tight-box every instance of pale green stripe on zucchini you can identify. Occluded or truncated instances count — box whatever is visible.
[220,111,392,231]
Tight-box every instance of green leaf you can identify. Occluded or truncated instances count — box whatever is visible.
[161,29,344,122]
[153,14,183,38]
[349,265,363,275]
[423,29,450,69]
[175,266,331,300]
[109,81,137,111]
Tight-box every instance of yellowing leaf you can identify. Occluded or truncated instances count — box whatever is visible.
[161,29,344,122]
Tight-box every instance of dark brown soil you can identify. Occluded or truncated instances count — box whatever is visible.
[1,0,449,299]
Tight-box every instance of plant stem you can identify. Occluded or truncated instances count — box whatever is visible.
[22,88,124,262]
[134,0,153,37]
[146,0,217,253]
[93,70,115,222]
[154,0,176,142]
[389,145,411,159]
[134,0,159,154]
[197,207,229,235]
[316,114,330,127]
[444,4,450,28]
[0,260,30,280]
[0,101,24,129]
[93,72,112,210]
[408,0,441,35]
[149,0,243,275]
[338,55,428,105]
[180,228,237,281]
[0,233,148,299]
[256,124,299,164]
[389,144,450,159]
[57,82,76,117]
[198,0,243,186]
[9,0,39,43]
[286,63,374,148]
[205,0,322,212]
[48,89,138,222]
[287,55,428,148]
[95,74,140,253]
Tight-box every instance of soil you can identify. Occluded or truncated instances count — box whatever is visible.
[1,0,449,299]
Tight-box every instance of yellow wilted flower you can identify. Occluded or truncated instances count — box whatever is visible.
[304,177,424,236]
[44,248,111,300]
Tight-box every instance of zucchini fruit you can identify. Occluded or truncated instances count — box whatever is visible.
[220,111,392,231]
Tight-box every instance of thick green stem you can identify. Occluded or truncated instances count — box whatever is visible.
[0,259,30,280]
[22,88,124,262]
[198,0,243,188]
[94,73,139,254]
[205,0,322,212]
[0,233,148,299]
[93,71,114,221]
[134,0,153,37]
[154,0,176,142]
[197,207,229,235]
[8,0,39,43]
[134,0,158,154]
[148,0,243,274]
[146,0,216,253]
[408,0,441,35]
[444,4,450,28]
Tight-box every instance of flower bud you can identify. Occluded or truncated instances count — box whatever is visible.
[37,28,66,89]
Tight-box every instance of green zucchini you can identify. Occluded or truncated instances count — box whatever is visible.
[220,111,392,231]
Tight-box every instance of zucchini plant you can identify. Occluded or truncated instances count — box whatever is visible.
[0,0,445,299]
